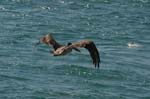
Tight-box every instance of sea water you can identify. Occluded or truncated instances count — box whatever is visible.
[0,0,150,99]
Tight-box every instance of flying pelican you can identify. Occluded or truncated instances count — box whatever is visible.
[36,34,100,68]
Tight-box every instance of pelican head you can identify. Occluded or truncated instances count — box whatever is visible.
[35,34,57,46]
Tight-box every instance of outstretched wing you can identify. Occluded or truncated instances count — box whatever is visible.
[69,40,100,68]
[40,34,62,50]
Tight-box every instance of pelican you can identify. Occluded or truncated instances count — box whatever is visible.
[36,34,100,68]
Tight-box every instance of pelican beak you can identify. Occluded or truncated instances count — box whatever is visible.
[35,40,41,46]
[35,37,44,46]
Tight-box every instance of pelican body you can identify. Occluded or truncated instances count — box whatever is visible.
[53,46,72,56]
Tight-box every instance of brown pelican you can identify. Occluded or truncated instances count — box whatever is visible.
[36,34,100,68]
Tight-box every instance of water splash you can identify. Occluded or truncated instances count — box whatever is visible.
[127,42,141,48]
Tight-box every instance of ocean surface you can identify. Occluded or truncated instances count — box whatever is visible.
[0,0,150,99]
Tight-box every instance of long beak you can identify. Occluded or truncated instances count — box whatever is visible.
[35,40,41,46]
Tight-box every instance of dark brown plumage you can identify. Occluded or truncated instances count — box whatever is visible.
[68,40,100,68]
[36,34,101,68]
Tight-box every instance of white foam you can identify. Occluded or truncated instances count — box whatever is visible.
[127,42,141,48]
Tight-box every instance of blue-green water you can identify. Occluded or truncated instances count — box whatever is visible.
[0,0,150,99]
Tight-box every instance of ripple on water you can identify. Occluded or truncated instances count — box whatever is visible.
[0,0,150,99]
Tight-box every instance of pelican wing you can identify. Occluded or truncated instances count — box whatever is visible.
[69,40,100,68]
[40,34,62,50]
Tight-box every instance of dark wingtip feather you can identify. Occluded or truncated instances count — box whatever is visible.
[85,42,100,69]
